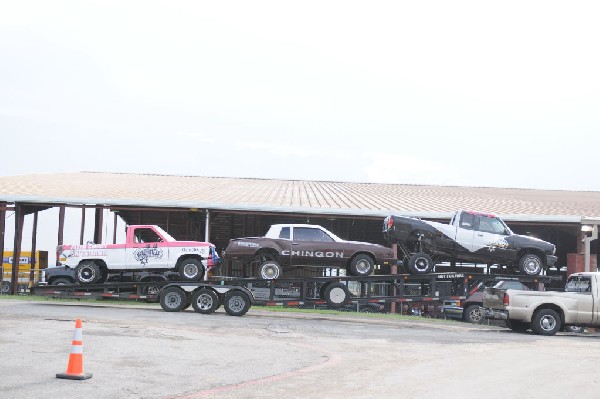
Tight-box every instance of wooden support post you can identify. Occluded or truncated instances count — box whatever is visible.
[94,207,104,244]
[113,212,118,244]
[0,202,6,274]
[10,204,24,295]
[29,212,38,288]
[57,206,65,266]
[80,207,86,245]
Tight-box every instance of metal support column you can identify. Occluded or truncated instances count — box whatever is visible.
[113,212,118,244]
[80,207,86,245]
[29,212,38,288]
[57,206,65,266]
[94,207,104,244]
[204,210,211,281]
[0,202,6,271]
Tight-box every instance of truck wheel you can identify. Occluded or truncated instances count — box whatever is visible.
[191,288,220,314]
[223,290,251,316]
[75,261,101,284]
[259,260,281,280]
[407,252,434,274]
[506,319,530,332]
[160,287,188,312]
[463,305,485,324]
[348,254,374,277]
[519,254,543,276]
[323,282,350,308]
[531,308,561,336]
[178,259,204,281]
[50,278,72,286]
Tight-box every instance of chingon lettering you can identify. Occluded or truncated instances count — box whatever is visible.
[281,250,343,258]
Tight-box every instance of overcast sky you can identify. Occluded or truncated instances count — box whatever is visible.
[1,1,599,191]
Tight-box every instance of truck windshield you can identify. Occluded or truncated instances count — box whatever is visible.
[565,276,592,293]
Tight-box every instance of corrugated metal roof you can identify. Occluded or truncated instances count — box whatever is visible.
[0,172,598,222]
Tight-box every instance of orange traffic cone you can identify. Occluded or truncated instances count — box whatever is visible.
[56,319,93,380]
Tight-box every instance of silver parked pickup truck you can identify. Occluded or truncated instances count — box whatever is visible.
[483,272,599,336]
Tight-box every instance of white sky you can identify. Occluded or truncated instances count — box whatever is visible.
[1,1,600,258]
[1,1,599,190]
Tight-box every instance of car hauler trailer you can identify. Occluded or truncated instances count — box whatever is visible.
[31,272,560,318]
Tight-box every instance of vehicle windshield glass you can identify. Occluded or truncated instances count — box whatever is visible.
[293,227,334,242]
[565,276,592,293]
[478,216,509,235]
[153,226,176,242]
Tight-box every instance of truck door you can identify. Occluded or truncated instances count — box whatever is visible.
[290,227,343,268]
[454,212,476,253]
[472,215,514,261]
[126,227,169,270]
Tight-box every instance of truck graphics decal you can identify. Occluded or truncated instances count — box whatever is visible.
[281,250,343,258]
[134,247,164,265]
[67,249,109,258]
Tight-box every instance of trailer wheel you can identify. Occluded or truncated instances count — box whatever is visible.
[518,254,543,276]
[531,308,561,336]
[1,281,11,294]
[191,288,220,314]
[506,319,530,332]
[348,254,374,277]
[178,259,204,281]
[160,287,187,312]
[463,305,485,324]
[259,260,281,280]
[407,252,434,274]
[75,261,101,284]
[50,278,72,286]
[223,290,251,316]
[323,282,350,308]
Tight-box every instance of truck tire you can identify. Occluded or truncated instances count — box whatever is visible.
[463,305,485,324]
[160,286,188,312]
[223,290,251,316]
[348,254,374,277]
[323,282,350,308]
[506,319,530,332]
[518,254,543,276]
[75,261,101,284]
[531,308,561,336]
[191,288,220,314]
[50,277,72,286]
[178,259,204,281]
[408,252,434,274]
[259,260,282,280]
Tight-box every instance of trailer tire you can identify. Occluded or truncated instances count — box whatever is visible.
[160,287,187,312]
[258,260,281,280]
[464,305,485,324]
[323,282,350,308]
[407,252,434,274]
[178,259,204,281]
[348,254,374,277]
[531,308,561,336]
[518,254,543,276]
[223,290,251,316]
[75,261,101,284]
[506,319,530,332]
[191,288,220,314]
[1,281,11,294]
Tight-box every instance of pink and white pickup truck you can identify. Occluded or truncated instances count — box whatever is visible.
[57,225,220,284]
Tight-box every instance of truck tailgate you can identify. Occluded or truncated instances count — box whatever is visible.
[483,287,506,309]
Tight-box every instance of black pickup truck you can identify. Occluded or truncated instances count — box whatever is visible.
[383,210,557,275]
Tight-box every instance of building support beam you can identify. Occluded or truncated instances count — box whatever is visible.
[0,202,6,272]
[205,210,211,242]
[10,204,24,295]
[94,207,104,244]
[57,206,65,266]
[29,212,38,287]
[113,212,118,244]
[80,207,86,245]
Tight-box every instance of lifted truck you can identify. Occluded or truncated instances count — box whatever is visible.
[483,272,600,335]
[57,225,220,284]
[383,210,557,275]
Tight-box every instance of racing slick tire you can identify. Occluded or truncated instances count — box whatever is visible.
[178,259,204,281]
[407,252,434,274]
[75,261,102,284]
[160,286,188,312]
[191,288,220,314]
[348,254,375,277]
[323,282,351,308]
[518,254,543,276]
[223,290,251,316]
